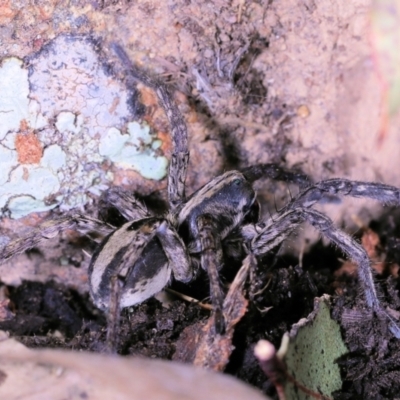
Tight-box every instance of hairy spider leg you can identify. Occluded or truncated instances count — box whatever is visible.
[304,209,400,336]
[245,207,400,339]
[106,273,122,353]
[0,214,114,260]
[99,187,150,222]
[197,214,226,334]
[224,252,256,320]
[111,43,189,211]
[275,177,400,308]
[242,209,304,257]
[289,178,400,210]
[242,163,311,190]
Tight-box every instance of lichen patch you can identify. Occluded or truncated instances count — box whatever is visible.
[15,132,43,164]
[0,35,168,218]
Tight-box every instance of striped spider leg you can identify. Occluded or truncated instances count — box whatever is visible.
[241,178,400,339]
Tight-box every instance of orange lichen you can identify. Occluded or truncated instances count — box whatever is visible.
[15,131,43,164]
[156,130,172,154]
[19,119,29,132]
[139,85,158,107]
[0,0,18,24]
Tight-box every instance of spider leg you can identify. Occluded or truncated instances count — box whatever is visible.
[304,208,400,339]
[242,209,305,300]
[156,222,193,283]
[242,163,311,189]
[111,43,189,211]
[224,252,256,320]
[0,214,114,261]
[99,187,150,221]
[246,208,400,338]
[197,214,225,334]
[242,209,304,257]
[290,178,400,209]
[106,273,122,353]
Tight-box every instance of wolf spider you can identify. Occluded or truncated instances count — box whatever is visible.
[1,43,400,340]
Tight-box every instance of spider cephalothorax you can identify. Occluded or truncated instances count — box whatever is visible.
[2,42,400,341]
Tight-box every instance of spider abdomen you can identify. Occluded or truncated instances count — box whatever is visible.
[119,237,171,309]
[88,218,171,310]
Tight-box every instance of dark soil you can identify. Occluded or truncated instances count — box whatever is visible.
[1,210,400,400]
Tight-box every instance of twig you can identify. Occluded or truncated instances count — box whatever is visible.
[165,288,213,310]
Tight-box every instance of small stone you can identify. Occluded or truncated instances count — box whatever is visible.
[297,105,310,118]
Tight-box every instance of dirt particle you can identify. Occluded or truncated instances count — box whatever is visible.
[297,105,310,118]
[109,96,121,114]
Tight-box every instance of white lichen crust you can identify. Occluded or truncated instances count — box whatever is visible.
[0,35,167,219]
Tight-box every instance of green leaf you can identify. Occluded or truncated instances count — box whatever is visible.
[280,295,348,400]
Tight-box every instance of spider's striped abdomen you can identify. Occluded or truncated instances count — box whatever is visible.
[89,218,171,310]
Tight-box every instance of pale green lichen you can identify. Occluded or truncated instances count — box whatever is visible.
[151,140,163,150]
[0,58,29,141]
[41,145,67,172]
[125,154,168,180]
[0,35,169,218]
[0,58,45,138]
[7,196,56,220]
[99,122,168,180]
[0,130,66,218]
[99,127,130,159]
[55,111,83,135]
[0,143,18,186]
[1,163,60,218]
[127,121,153,146]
